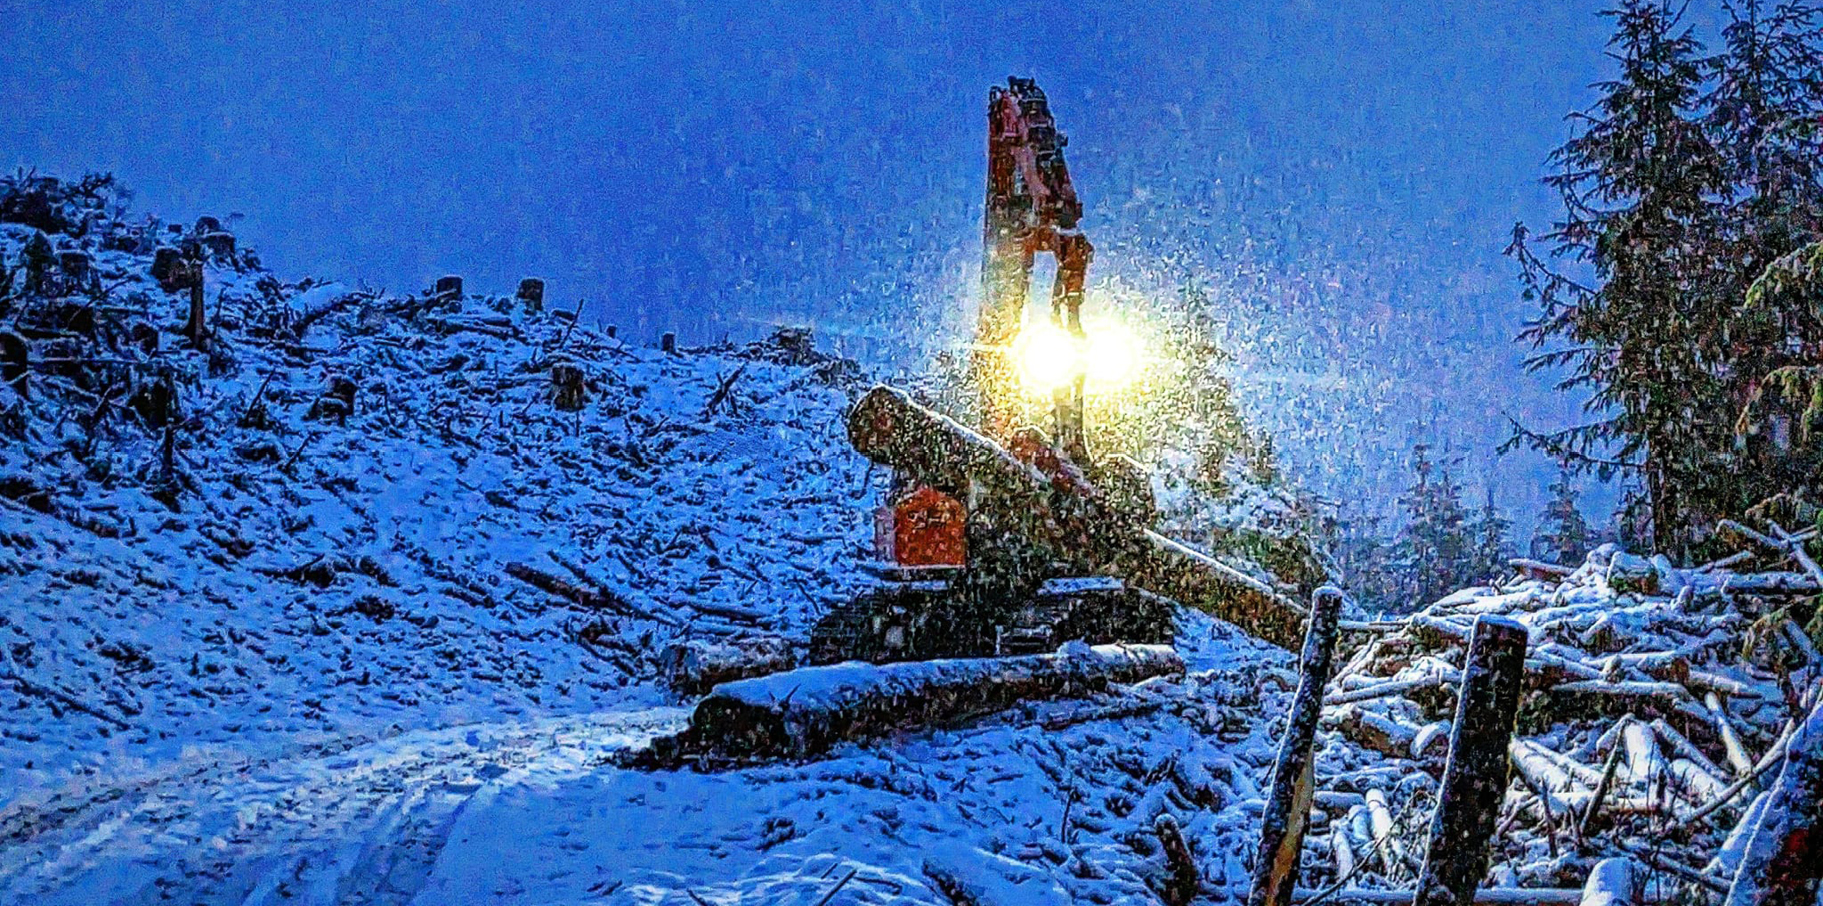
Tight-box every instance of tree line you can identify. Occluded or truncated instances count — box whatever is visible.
[1506,0,1823,558]
[1331,0,1823,610]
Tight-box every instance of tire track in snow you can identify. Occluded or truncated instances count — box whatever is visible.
[0,708,686,905]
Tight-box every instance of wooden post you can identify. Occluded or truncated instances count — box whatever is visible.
[1249,586,1345,906]
[1724,698,1823,906]
[661,331,677,354]
[1413,615,1528,906]
[1156,812,1200,906]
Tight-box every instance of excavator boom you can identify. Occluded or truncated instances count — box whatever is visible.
[977,77,1093,458]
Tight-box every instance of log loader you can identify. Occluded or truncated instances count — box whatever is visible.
[808,78,1321,665]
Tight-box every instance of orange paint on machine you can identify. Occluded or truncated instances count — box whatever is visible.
[875,485,967,567]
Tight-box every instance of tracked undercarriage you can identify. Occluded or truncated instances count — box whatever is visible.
[809,569,1176,665]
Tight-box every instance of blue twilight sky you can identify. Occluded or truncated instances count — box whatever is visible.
[5,0,1629,514]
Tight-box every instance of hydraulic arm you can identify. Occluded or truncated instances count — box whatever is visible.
[976,77,1094,460]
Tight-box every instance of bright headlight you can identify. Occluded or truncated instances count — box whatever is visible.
[1012,322,1081,393]
[1083,318,1140,389]
[1010,318,1144,396]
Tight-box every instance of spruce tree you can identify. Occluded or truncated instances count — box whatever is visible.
[1511,1,1823,554]
[1394,444,1473,607]
[1705,0,1823,238]
[1507,0,1729,555]
[1532,463,1594,565]
[1710,1,1823,507]
[1469,488,1515,583]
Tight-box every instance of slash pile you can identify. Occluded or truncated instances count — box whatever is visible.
[1307,537,1823,900]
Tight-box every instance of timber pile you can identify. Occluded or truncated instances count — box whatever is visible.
[642,642,1185,764]
[1308,538,1823,904]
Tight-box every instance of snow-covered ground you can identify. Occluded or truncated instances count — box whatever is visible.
[13,183,1801,906]
[0,195,1304,902]
[1,615,1293,905]
[0,209,879,792]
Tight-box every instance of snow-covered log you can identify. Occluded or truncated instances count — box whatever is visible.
[1620,721,1662,791]
[1578,858,1636,906]
[1415,616,1527,906]
[1705,691,1755,777]
[1337,707,1424,762]
[660,636,796,696]
[1723,697,1823,906]
[1365,787,1408,876]
[1250,587,1344,906]
[650,642,1185,760]
[1257,539,1818,903]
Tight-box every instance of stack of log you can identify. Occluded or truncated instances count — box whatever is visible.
[1291,532,1823,906]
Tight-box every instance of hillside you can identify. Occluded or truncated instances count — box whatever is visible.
[0,176,1302,903]
[0,185,891,792]
[3,176,1818,906]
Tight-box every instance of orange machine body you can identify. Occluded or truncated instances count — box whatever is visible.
[876,485,968,567]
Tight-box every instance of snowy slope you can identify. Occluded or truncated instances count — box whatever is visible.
[9,181,1802,906]
[0,186,1309,904]
[0,210,876,797]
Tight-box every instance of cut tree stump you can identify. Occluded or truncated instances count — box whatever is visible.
[1413,615,1527,906]
[1250,586,1345,906]
[552,361,586,411]
[646,642,1184,761]
[517,277,544,313]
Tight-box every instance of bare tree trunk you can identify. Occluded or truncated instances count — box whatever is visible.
[183,281,208,349]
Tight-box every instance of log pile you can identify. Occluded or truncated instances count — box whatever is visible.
[1308,539,1823,904]
[847,385,1313,651]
